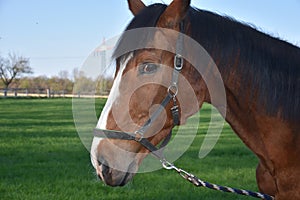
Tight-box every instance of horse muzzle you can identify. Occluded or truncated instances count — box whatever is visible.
[96,157,137,187]
[90,137,139,187]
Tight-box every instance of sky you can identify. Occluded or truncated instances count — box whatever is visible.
[0,0,299,77]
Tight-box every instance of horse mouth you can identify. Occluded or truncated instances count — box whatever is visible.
[95,159,137,187]
[119,169,135,186]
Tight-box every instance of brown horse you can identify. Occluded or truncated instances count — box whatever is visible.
[90,0,300,199]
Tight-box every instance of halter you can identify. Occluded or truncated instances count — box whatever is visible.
[93,22,185,161]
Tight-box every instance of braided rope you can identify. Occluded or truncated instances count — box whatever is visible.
[162,161,274,200]
[183,171,274,200]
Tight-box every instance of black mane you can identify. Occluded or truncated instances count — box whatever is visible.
[114,3,300,121]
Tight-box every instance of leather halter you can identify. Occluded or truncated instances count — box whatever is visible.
[94,22,185,161]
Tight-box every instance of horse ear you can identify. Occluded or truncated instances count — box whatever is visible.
[157,0,191,28]
[127,0,146,16]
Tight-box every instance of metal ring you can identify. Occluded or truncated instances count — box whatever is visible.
[161,160,175,170]
[168,84,178,97]
[134,131,143,142]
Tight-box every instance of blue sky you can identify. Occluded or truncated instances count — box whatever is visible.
[0,0,299,77]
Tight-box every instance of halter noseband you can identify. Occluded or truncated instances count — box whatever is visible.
[94,22,185,161]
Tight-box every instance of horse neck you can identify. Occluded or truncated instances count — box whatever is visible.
[189,15,300,158]
[189,10,300,122]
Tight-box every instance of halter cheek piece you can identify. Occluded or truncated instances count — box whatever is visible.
[93,22,185,161]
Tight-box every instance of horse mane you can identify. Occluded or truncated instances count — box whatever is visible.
[114,3,300,121]
[187,8,300,121]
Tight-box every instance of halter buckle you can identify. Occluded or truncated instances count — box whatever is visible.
[174,55,183,71]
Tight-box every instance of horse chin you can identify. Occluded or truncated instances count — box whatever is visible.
[97,160,138,187]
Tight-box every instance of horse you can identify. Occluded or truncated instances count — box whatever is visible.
[90,0,300,199]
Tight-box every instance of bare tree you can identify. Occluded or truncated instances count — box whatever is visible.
[58,70,69,80]
[0,53,33,96]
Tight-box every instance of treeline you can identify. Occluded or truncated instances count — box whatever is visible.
[0,70,113,95]
[0,53,114,96]
[11,76,73,93]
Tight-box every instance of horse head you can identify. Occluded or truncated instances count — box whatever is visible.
[90,0,206,186]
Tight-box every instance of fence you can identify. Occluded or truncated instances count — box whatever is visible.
[0,88,108,98]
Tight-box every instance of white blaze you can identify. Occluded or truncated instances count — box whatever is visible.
[90,54,133,169]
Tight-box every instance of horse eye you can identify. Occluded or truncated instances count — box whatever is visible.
[138,63,158,75]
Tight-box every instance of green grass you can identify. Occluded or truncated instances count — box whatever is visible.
[0,98,259,200]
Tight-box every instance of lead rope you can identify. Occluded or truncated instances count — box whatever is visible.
[161,160,275,200]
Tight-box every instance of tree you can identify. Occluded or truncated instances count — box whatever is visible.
[0,53,33,96]
[58,70,73,93]
[72,68,97,95]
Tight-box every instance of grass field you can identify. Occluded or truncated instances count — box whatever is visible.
[0,98,259,200]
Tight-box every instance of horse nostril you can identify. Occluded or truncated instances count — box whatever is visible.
[97,159,102,166]
[97,157,111,182]
[102,163,110,177]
